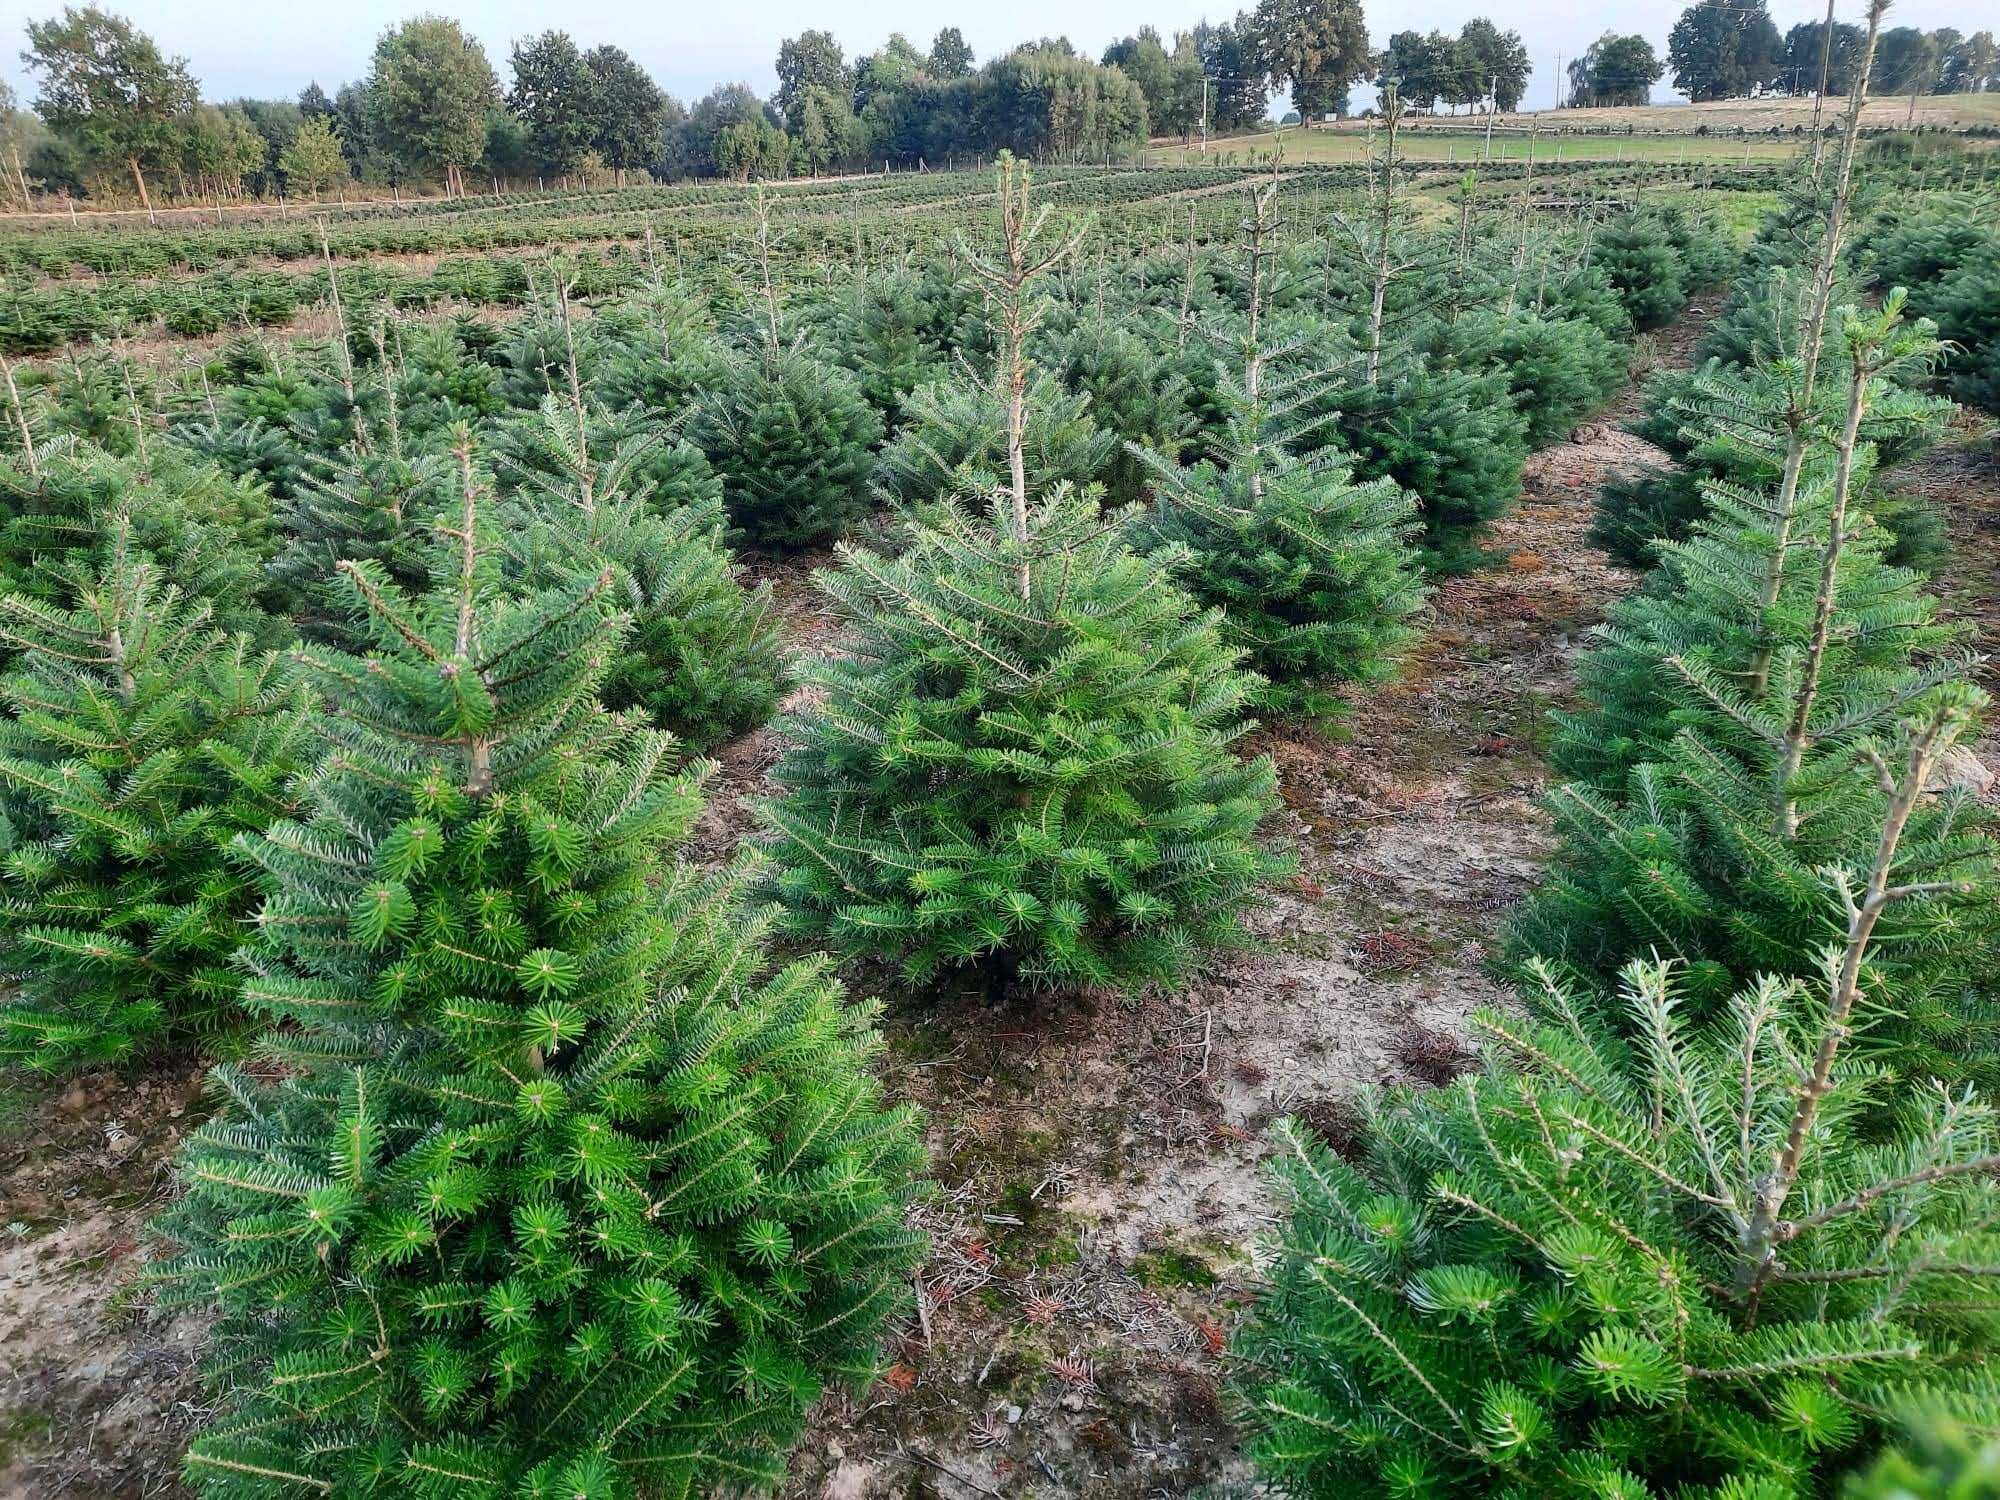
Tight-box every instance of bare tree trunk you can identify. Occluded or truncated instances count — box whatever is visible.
[2,355,38,477]
[1740,700,1967,1304]
[1364,86,1402,388]
[1804,0,1839,186]
[128,157,156,226]
[1744,0,1886,701]
[1772,331,1878,836]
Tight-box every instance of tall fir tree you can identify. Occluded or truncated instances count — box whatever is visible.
[764,161,1284,994]
[1238,689,2000,1495]
[149,440,925,1495]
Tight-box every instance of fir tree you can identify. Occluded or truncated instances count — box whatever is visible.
[1593,214,1691,331]
[1590,357,1951,571]
[0,439,277,646]
[1431,305,1628,450]
[267,446,448,646]
[1137,180,1425,717]
[1239,692,2000,1495]
[871,370,1117,508]
[1521,298,2000,1084]
[149,441,925,1495]
[818,265,951,426]
[688,345,883,550]
[498,396,786,751]
[764,161,1284,994]
[1325,361,1529,575]
[1037,312,1193,506]
[0,529,307,1071]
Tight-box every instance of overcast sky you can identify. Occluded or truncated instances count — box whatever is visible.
[0,0,1976,118]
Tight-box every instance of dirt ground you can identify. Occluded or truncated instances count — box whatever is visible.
[6,299,1995,1498]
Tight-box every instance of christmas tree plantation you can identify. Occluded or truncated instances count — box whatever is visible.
[149,446,925,1497]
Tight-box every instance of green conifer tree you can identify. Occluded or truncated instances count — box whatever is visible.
[1519,298,2000,1083]
[498,395,786,751]
[267,447,447,646]
[764,161,1283,994]
[149,440,925,1495]
[1238,691,2000,1495]
[0,529,307,1070]
[688,346,883,550]
[1036,312,1193,506]
[870,371,1117,508]
[0,440,276,646]
[1137,180,1425,717]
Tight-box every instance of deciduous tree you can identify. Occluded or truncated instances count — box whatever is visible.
[368,14,498,194]
[1668,0,1782,101]
[507,30,599,177]
[1250,0,1372,120]
[277,113,346,196]
[22,5,197,211]
[1569,33,1666,107]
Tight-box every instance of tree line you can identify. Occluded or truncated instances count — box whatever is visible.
[5,0,1996,209]
[1663,0,1997,106]
[2,0,1511,205]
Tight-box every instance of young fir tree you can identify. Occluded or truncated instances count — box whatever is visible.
[267,445,449,646]
[1523,34,2000,1076]
[0,439,276,647]
[497,394,786,751]
[764,161,1284,994]
[1236,689,2000,1496]
[1519,297,2000,1084]
[819,264,952,427]
[870,370,1117,508]
[688,345,883,550]
[686,195,886,552]
[149,441,925,1496]
[1591,347,1953,572]
[0,528,307,1070]
[1136,180,1425,718]
[1036,312,1194,507]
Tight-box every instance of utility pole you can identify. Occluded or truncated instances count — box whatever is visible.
[1201,74,1210,154]
[1485,74,1498,159]
[1554,53,1562,108]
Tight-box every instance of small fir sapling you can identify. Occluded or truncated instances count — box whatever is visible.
[0,528,308,1070]
[1136,178,1425,717]
[497,393,786,750]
